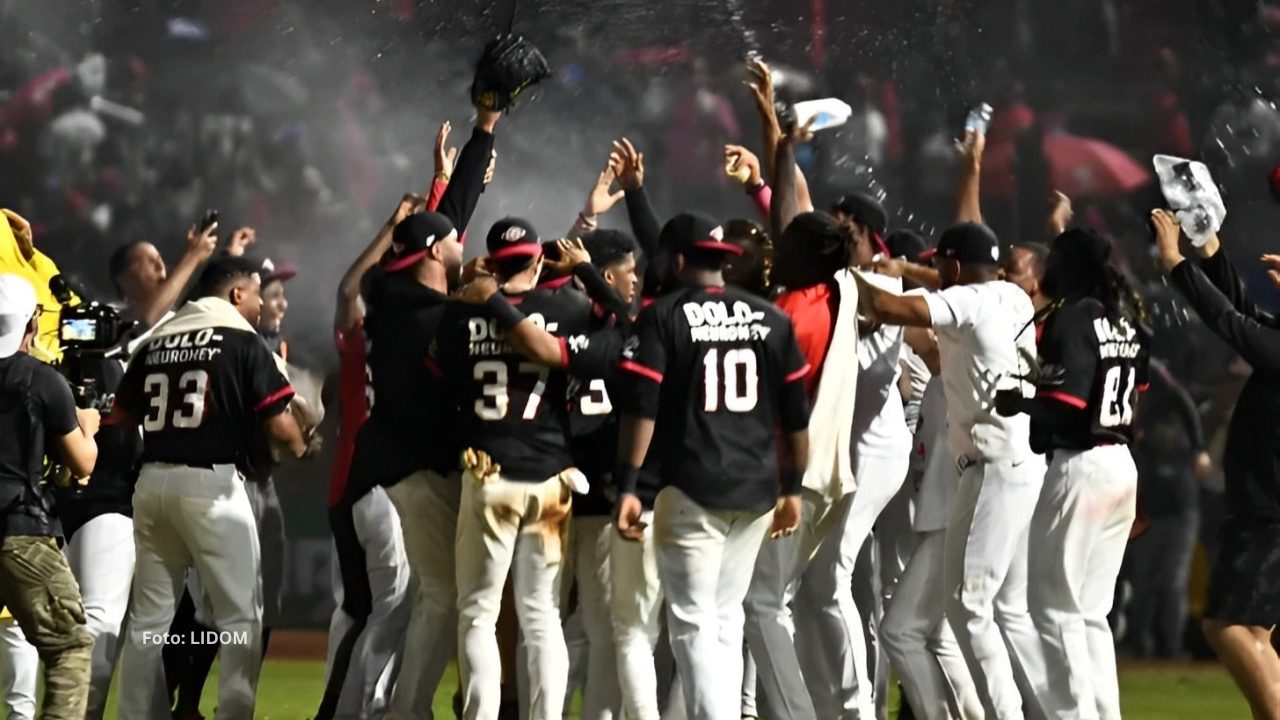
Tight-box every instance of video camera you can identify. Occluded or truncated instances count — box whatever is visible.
[49,275,136,412]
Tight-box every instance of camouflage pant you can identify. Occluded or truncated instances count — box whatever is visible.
[0,535,93,720]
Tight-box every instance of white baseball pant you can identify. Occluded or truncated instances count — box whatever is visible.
[794,454,909,720]
[117,462,263,720]
[882,530,982,720]
[943,457,1044,720]
[456,469,572,720]
[0,619,37,720]
[653,485,773,720]
[386,470,460,719]
[324,485,411,719]
[610,510,665,720]
[64,512,136,720]
[1029,446,1137,720]
[565,515,621,720]
[873,482,917,720]
[740,644,758,719]
[742,489,838,720]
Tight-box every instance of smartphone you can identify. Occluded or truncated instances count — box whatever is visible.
[199,209,219,233]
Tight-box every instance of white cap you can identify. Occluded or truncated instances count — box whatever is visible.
[0,275,38,359]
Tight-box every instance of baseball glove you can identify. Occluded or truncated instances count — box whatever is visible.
[471,34,551,112]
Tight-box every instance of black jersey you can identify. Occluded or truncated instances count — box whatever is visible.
[565,314,630,516]
[347,270,456,492]
[1031,298,1150,452]
[433,284,592,482]
[116,316,293,470]
[620,285,811,513]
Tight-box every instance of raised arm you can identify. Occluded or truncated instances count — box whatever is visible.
[568,156,626,238]
[770,135,801,241]
[613,138,662,288]
[746,57,782,186]
[435,108,500,234]
[334,193,424,333]
[138,223,218,328]
[955,130,985,224]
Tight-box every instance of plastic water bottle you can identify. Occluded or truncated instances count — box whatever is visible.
[964,102,993,135]
[793,98,853,133]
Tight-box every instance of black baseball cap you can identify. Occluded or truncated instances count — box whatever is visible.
[385,212,457,272]
[936,222,1000,266]
[885,229,931,264]
[486,217,542,261]
[658,213,742,256]
[832,192,888,236]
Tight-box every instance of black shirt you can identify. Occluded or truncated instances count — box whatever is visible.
[433,284,592,482]
[1172,251,1280,519]
[566,314,630,516]
[53,357,143,537]
[348,270,455,491]
[0,354,79,538]
[620,284,811,513]
[116,321,293,469]
[1030,298,1150,453]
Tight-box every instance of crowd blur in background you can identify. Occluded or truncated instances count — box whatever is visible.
[3,0,1279,658]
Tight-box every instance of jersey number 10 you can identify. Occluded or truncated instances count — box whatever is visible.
[1099,365,1136,428]
[702,348,759,413]
[143,370,210,431]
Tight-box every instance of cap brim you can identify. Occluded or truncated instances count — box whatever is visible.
[383,249,428,272]
[489,244,544,261]
[262,267,298,285]
[918,248,938,260]
[691,241,745,255]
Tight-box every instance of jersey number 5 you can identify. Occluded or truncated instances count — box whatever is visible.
[474,360,550,421]
[143,370,210,431]
[1099,365,1136,428]
[702,348,759,413]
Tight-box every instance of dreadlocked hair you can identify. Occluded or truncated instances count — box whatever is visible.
[1104,263,1152,340]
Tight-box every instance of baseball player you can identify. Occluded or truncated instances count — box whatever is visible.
[431,217,593,720]
[855,223,1043,720]
[615,213,811,720]
[881,329,982,720]
[456,230,640,720]
[112,255,311,719]
[996,228,1150,720]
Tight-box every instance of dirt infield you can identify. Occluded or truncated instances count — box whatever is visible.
[267,629,329,660]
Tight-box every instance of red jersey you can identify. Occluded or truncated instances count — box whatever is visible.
[329,321,372,507]
[774,282,839,399]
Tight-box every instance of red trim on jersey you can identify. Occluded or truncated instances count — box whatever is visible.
[538,275,574,290]
[331,320,370,507]
[705,285,726,294]
[620,360,663,384]
[1039,390,1087,409]
[101,411,129,427]
[254,386,295,413]
[784,363,811,383]
[425,355,444,377]
[557,337,570,368]
[641,296,655,309]
[1136,382,1151,393]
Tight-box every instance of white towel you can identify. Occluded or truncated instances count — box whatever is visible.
[801,270,860,501]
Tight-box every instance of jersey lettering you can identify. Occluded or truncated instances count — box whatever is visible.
[579,378,612,416]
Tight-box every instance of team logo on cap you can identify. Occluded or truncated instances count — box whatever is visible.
[709,226,724,242]
[990,245,1000,262]
[503,226,527,242]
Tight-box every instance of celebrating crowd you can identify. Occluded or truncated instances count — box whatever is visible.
[1,17,1280,720]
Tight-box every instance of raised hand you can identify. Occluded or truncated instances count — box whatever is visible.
[1150,209,1185,273]
[611,138,645,191]
[544,238,592,277]
[226,227,257,257]
[391,193,426,226]
[1262,253,1280,290]
[186,221,219,261]
[724,144,762,187]
[746,56,778,133]
[956,129,986,166]
[434,121,458,180]
[583,160,625,217]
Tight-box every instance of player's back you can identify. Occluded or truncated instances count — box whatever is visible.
[625,284,809,512]
[120,324,290,469]
[435,283,591,482]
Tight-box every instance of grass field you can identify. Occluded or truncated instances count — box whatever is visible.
[95,652,1252,719]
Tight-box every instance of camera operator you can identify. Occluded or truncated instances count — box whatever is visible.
[0,274,101,718]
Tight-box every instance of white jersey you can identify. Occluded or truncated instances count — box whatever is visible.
[910,376,954,532]
[922,280,1034,463]
[851,273,913,462]
[899,344,931,434]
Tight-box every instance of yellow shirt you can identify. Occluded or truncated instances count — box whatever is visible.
[0,210,77,363]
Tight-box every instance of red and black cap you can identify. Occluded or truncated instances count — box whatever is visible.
[936,222,1000,266]
[486,217,542,261]
[260,257,298,286]
[659,213,742,256]
[385,211,457,272]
